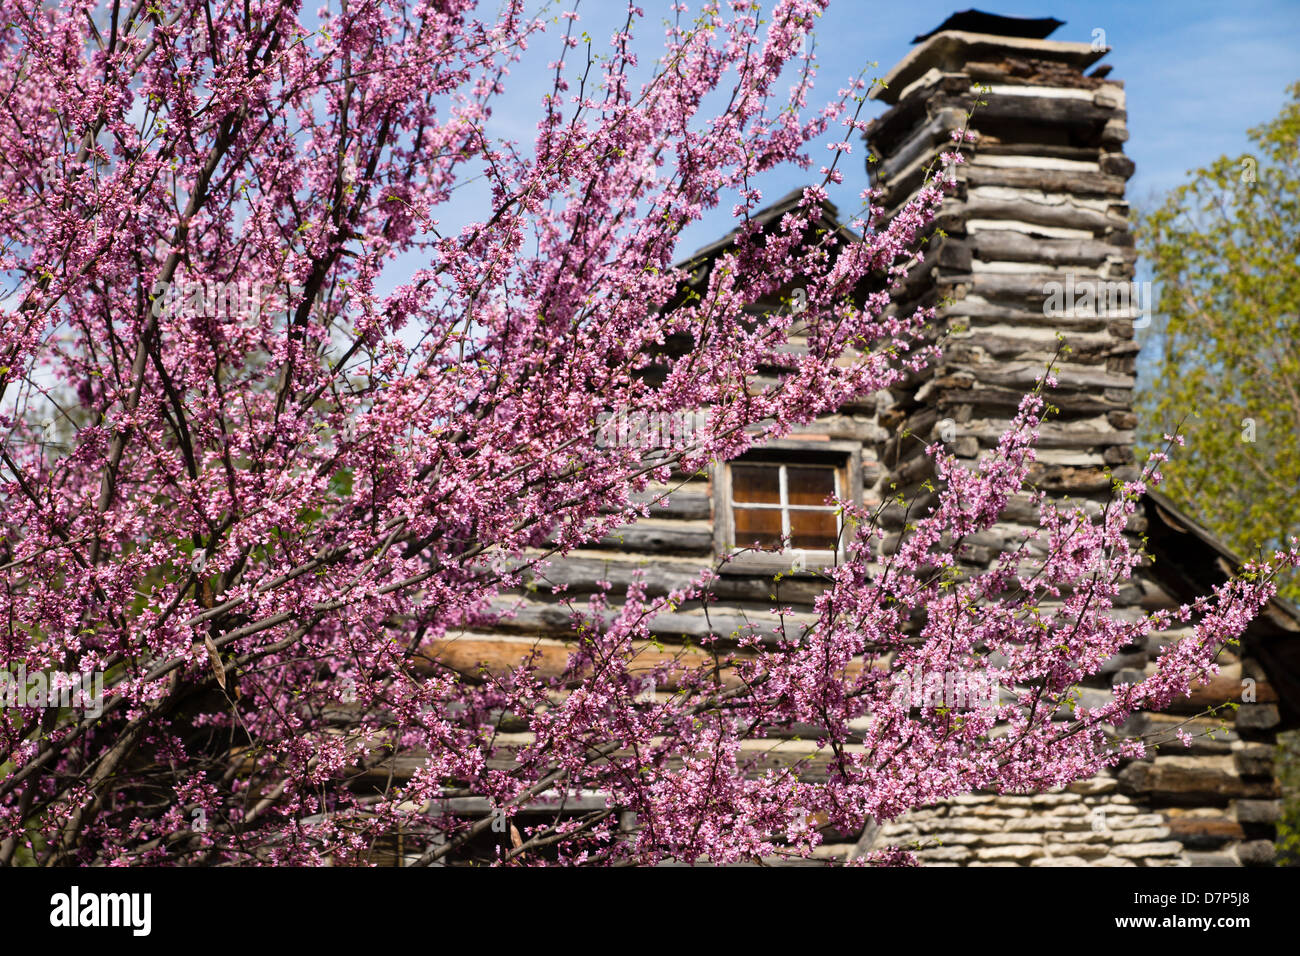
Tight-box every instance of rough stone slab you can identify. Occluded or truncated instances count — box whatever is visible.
[918,845,973,862]
[1004,818,1055,832]
[1050,820,1103,833]
[1047,830,1109,845]
[918,818,1005,833]
[1068,777,1117,795]
[926,833,984,846]
[1103,827,1169,843]
[1047,843,1109,859]
[1029,794,1076,806]
[976,845,1044,861]
[1124,814,1166,827]
[1110,841,1184,859]
[976,832,1046,846]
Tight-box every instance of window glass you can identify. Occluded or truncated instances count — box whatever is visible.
[727,459,844,554]
[734,507,784,548]
[790,509,839,549]
[731,464,781,504]
[786,466,836,506]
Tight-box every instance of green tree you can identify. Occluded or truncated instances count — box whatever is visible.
[1280,730,1300,866]
[1137,81,1300,599]
[1138,82,1300,867]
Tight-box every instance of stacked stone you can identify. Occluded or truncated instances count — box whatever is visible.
[876,790,1183,867]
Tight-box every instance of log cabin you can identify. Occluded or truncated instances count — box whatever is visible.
[422,10,1300,867]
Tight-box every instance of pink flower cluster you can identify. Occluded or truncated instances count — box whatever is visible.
[0,0,1290,866]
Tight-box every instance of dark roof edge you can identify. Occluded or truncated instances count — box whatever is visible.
[1144,487,1300,627]
[912,10,1065,44]
[673,187,856,273]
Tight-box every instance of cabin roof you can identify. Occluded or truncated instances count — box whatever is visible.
[1142,489,1300,728]
[911,10,1065,44]
[673,187,854,277]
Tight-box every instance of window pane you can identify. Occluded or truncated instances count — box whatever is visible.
[786,466,836,506]
[731,464,781,504]
[733,507,784,549]
[790,509,839,550]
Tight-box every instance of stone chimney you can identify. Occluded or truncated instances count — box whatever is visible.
[864,11,1140,525]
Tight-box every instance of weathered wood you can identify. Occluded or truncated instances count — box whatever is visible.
[849,27,1298,868]
[1165,817,1246,849]
[519,555,827,605]
[1024,463,1117,493]
[417,633,742,687]
[1157,675,1279,714]
[593,522,715,556]
[872,108,969,184]
[973,142,1104,163]
[791,414,889,444]
[622,487,712,520]
[429,793,613,815]
[1235,703,1281,731]
[478,597,818,647]
[963,59,1108,91]
[957,199,1126,234]
[956,420,1135,449]
[958,359,1134,391]
[862,92,933,159]
[947,332,1130,365]
[943,297,1114,331]
[1235,745,1276,777]
[935,91,1123,130]
[1099,152,1136,179]
[374,32,1284,870]
[1118,759,1279,805]
[1235,800,1282,824]
[964,229,1134,265]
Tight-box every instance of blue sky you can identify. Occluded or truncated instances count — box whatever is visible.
[433,0,1300,260]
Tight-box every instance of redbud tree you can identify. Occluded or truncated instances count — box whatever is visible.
[0,0,1293,866]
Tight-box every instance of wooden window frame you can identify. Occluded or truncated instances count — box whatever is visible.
[712,439,863,576]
